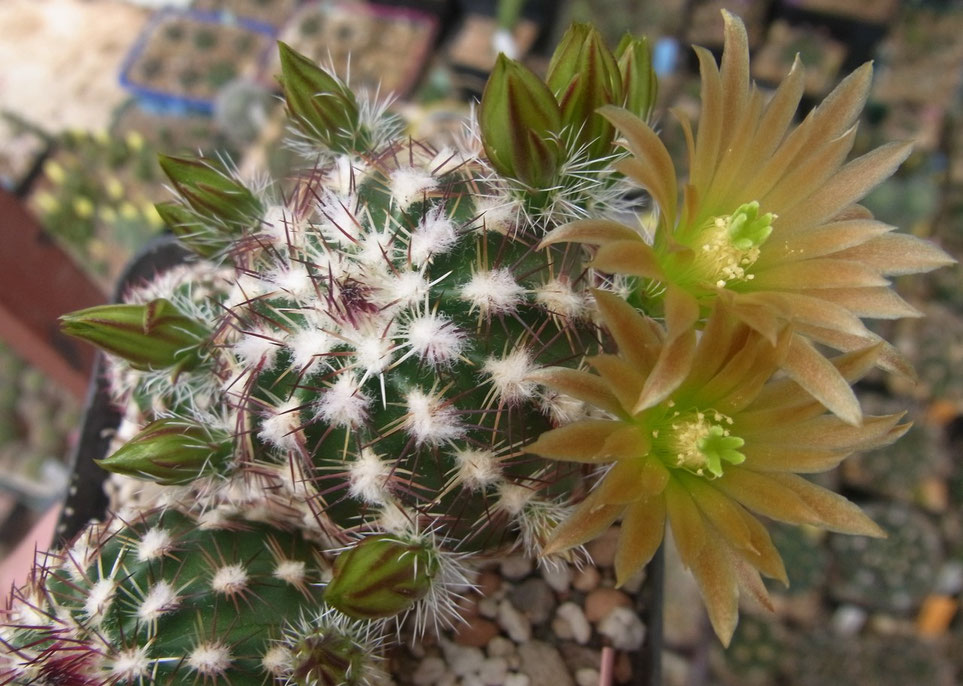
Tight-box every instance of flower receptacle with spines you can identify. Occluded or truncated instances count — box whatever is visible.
[3,12,953,682]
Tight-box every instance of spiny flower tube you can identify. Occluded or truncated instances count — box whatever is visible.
[527,291,908,644]
[540,11,953,426]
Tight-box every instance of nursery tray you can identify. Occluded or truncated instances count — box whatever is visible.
[119,9,277,115]
[268,1,439,99]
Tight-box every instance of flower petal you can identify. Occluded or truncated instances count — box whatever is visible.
[543,499,623,556]
[831,232,955,276]
[688,531,739,646]
[765,473,885,537]
[526,420,623,462]
[713,467,821,527]
[665,477,708,568]
[782,333,862,426]
[529,367,625,417]
[778,142,913,231]
[805,287,921,319]
[593,289,663,373]
[539,218,643,249]
[598,424,650,461]
[757,219,892,266]
[591,240,667,280]
[750,258,890,290]
[615,496,666,586]
[601,105,678,227]
[633,286,699,413]
[595,461,648,504]
[589,354,645,410]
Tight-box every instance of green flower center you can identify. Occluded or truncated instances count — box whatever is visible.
[655,406,745,478]
[691,201,774,289]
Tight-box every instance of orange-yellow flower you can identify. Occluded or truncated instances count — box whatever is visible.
[541,12,953,426]
[527,291,906,644]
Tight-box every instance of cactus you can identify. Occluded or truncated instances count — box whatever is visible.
[2,10,954,680]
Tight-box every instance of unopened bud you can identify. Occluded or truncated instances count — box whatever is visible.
[96,418,232,485]
[155,201,222,258]
[616,33,658,120]
[547,23,622,160]
[325,535,438,620]
[158,154,261,231]
[479,54,562,190]
[278,41,367,155]
[60,298,209,372]
[291,632,369,686]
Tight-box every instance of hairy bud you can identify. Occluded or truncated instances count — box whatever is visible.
[324,535,438,620]
[60,298,209,372]
[616,33,658,120]
[158,154,262,231]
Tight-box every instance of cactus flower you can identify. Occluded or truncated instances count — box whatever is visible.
[541,11,954,425]
[527,291,907,644]
[325,535,439,621]
[60,298,209,372]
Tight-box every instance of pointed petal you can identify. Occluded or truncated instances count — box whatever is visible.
[746,414,905,452]
[539,218,643,249]
[591,240,667,280]
[758,219,892,266]
[761,126,857,215]
[778,142,913,230]
[543,500,623,555]
[664,477,708,568]
[806,287,921,319]
[733,556,775,611]
[750,258,890,290]
[722,291,790,345]
[782,334,862,426]
[601,106,678,226]
[689,533,739,646]
[589,354,645,410]
[766,473,886,537]
[526,420,623,462]
[735,511,788,584]
[713,467,821,526]
[690,45,723,194]
[748,55,804,164]
[593,289,663,373]
[793,323,915,379]
[633,287,699,413]
[528,367,625,417]
[598,425,650,461]
[742,444,848,473]
[615,496,666,586]
[831,233,955,276]
[595,461,648,505]
[681,474,755,555]
[772,292,872,336]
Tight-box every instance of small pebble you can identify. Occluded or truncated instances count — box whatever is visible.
[440,640,485,677]
[554,602,592,644]
[501,555,534,580]
[479,656,509,685]
[830,604,867,636]
[477,569,502,596]
[412,656,447,685]
[509,578,556,625]
[455,615,500,647]
[477,597,499,619]
[585,588,632,623]
[540,563,573,593]
[572,565,601,592]
[487,635,516,658]
[575,668,599,686]
[585,527,619,567]
[497,599,532,642]
[598,606,646,651]
[504,674,531,686]
[518,641,575,686]
[462,676,484,686]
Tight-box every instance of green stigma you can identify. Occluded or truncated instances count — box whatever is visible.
[662,407,746,478]
[692,201,775,289]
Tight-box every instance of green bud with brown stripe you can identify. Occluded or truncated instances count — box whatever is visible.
[324,535,439,621]
[59,298,209,372]
[96,418,233,485]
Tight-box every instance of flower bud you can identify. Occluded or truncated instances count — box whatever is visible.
[60,298,209,372]
[479,54,562,190]
[154,201,222,258]
[158,154,262,231]
[324,535,438,620]
[546,23,622,160]
[278,41,367,155]
[616,33,658,120]
[291,632,369,686]
[96,418,233,484]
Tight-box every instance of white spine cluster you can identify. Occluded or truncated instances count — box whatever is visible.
[483,348,537,405]
[404,389,463,446]
[348,448,394,505]
[459,268,526,317]
[315,373,370,429]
